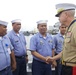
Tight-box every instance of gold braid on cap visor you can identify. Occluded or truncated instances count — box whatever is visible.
[57,8,64,14]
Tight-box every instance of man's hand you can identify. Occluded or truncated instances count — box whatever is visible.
[25,56,28,63]
[52,60,57,67]
[10,50,16,71]
[11,62,16,71]
[45,56,54,64]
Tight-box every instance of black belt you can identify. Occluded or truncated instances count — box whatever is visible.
[0,66,10,72]
[62,61,76,66]
[15,55,25,59]
[63,61,76,64]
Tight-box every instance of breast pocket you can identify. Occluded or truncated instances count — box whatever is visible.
[15,40,19,43]
[37,41,44,49]
[13,40,20,47]
[0,46,8,53]
[48,40,53,48]
[65,38,71,43]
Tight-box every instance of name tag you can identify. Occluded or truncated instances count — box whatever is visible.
[7,47,11,54]
[5,44,11,54]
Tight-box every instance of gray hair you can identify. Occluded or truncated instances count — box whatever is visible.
[65,10,75,17]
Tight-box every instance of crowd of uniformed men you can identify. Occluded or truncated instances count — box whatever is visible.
[0,3,76,75]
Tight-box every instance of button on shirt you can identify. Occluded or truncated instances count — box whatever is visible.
[53,33,64,54]
[8,30,26,56]
[30,33,54,62]
[0,35,13,71]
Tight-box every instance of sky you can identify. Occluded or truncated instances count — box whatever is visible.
[0,0,76,31]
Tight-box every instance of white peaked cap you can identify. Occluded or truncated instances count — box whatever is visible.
[37,20,48,24]
[0,20,8,26]
[55,3,76,17]
[11,19,21,23]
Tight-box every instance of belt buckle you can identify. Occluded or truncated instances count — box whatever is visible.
[22,55,25,58]
[62,61,66,65]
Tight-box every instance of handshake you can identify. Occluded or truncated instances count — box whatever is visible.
[45,56,57,67]
[45,56,55,64]
[45,52,61,64]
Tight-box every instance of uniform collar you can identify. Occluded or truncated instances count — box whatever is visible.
[0,37,2,40]
[0,35,8,40]
[58,33,64,37]
[12,30,21,36]
[68,18,76,30]
[38,32,49,38]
